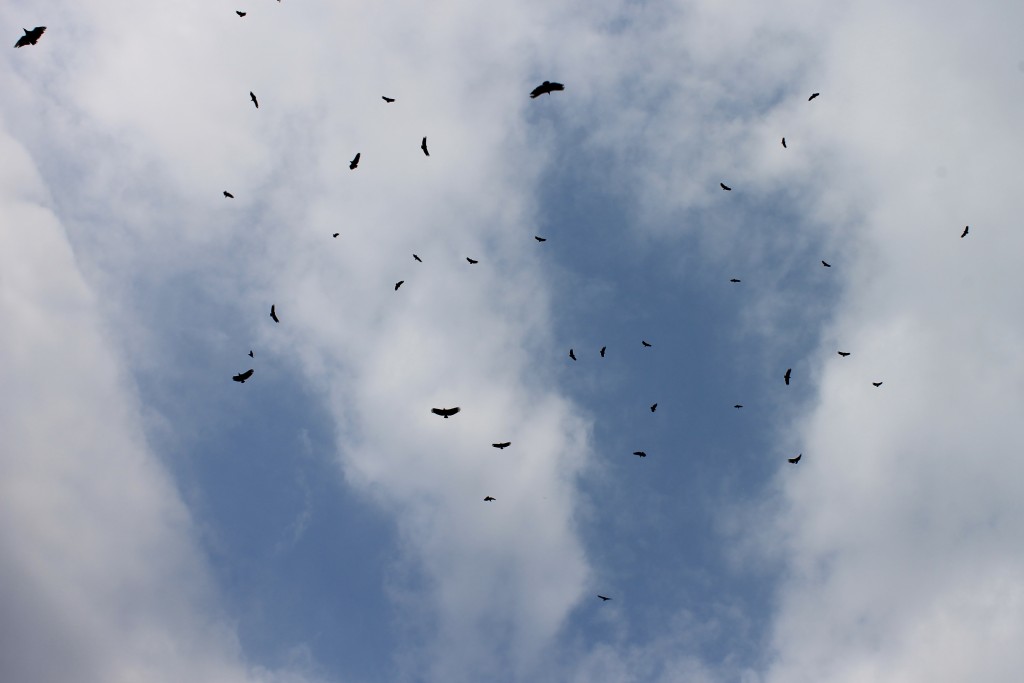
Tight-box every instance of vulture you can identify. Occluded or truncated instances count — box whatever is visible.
[270,305,279,323]
[248,350,254,358]
[349,153,361,170]
[530,81,565,98]
[641,340,652,347]
[413,254,422,262]
[720,182,732,191]
[788,453,802,464]
[236,11,246,17]
[431,407,461,418]
[484,496,496,502]
[598,595,612,601]
[837,351,851,357]
[961,225,969,238]
[395,280,404,291]
[382,96,395,103]
[734,404,744,409]
[730,278,741,283]
[600,346,606,357]
[492,442,511,449]
[249,91,258,108]
[421,137,429,156]
[872,382,883,387]
[466,257,478,264]
[782,137,787,148]
[808,92,820,101]
[14,27,45,48]
[822,260,832,267]
[633,451,647,458]
[233,369,254,383]
[650,403,657,412]
[784,368,792,385]
[535,236,547,242]
[569,348,577,361]
[223,191,234,198]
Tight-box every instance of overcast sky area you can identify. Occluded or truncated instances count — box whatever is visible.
[3,0,1024,681]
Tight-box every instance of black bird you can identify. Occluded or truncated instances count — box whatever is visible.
[492,442,511,449]
[598,595,612,601]
[872,382,883,387]
[223,191,234,198]
[530,81,565,98]
[569,348,577,361]
[641,340,652,347]
[395,280,404,291]
[822,260,832,267]
[421,137,429,156]
[248,350,254,358]
[236,11,246,17]
[808,92,820,101]
[233,369,254,383]
[14,27,45,48]
[270,305,279,323]
[466,257,478,264]
[600,346,606,357]
[838,351,851,357]
[788,453,802,464]
[730,278,741,283]
[961,225,969,238]
[349,153,360,170]
[734,404,744,409]
[535,236,547,242]
[382,96,395,103]
[484,496,496,501]
[782,137,787,148]
[784,368,792,385]
[250,91,258,108]
[650,403,657,412]
[432,407,461,418]
[720,182,732,191]
[413,254,422,262]
[633,451,647,458]
[332,232,340,238]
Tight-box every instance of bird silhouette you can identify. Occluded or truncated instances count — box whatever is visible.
[250,91,258,108]
[530,81,565,98]
[413,254,422,262]
[782,137,787,148]
[236,11,246,17]
[14,27,45,48]
[484,496,496,501]
[872,382,883,387]
[734,404,744,409]
[395,280,404,291]
[535,236,547,242]
[466,257,478,264]
[788,453,802,464]
[569,349,577,361]
[650,403,657,412]
[730,278,741,283]
[332,232,340,238]
[382,96,395,103]
[784,368,792,385]
[349,153,360,170]
[598,595,612,601]
[822,260,832,267]
[432,407,461,418]
[720,182,732,191]
[421,137,429,156]
[838,351,851,357]
[808,92,820,101]
[600,346,606,357]
[492,442,511,449]
[633,451,647,458]
[223,191,234,198]
[270,305,279,323]
[233,369,254,383]
[641,340,652,347]
[248,350,254,358]
[961,225,969,238]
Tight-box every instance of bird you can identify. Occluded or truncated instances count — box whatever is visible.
[349,153,360,170]
[232,369,254,383]
[808,92,820,101]
[730,278,741,283]
[484,496,496,501]
[597,595,612,601]
[421,137,429,156]
[784,368,792,385]
[530,81,565,98]
[535,236,547,242]
[492,442,511,449]
[395,281,404,291]
[822,260,832,267]
[633,451,647,458]
[569,348,577,361]
[466,257,478,264]
[236,11,246,17]
[837,351,851,357]
[600,346,606,357]
[432,407,461,418]
[248,350,254,358]
[961,225,969,238]
[782,137,787,148]
[270,305,279,323]
[788,453,802,464]
[14,27,45,48]
[641,340,652,347]
[413,254,422,262]
[734,404,744,409]
[720,182,732,191]
[332,233,340,238]
[223,191,234,198]
[650,403,657,412]
[382,96,395,103]
[250,91,258,108]
[872,382,883,387]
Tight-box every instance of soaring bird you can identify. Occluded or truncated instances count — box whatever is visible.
[641,340,652,347]
[784,368,792,385]
[872,382,883,387]
[14,27,45,48]
[720,182,732,191]
[349,153,360,170]
[782,137,787,148]
[734,404,744,409]
[395,280,404,291]
[413,254,422,262]
[250,91,258,108]
[730,278,741,283]
[598,595,612,601]
[961,225,969,238]
[248,350,254,358]
[808,92,820,101]
[270,305,279,323]
[382,96,395,103]
[600,346,606,357]
[466,257,478,264]
[432,407,461,418]
[421,137,429,156]
[233,369,254,383]
[650,403,657,412]
[822,260,832,267]
[633,451,647,458]
[530,81,565,98]
[484,496,496,501]
[838,351,851,357]
[492,442,511,449]
[332,232,340,238]
[236,11,246,17]
[223,191,234,198]
[788,453,802,464]
[535,236,547,242]
[569,348,577,361]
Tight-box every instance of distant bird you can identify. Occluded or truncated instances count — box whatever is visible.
[421,137,429,156]
[332,232,340,238]
[236,11,246,17]
[597,595,612,601]
[782,137,787,148]
[872,382,883,387]
[349,153,360,170]
[788,453,802,464]
[569,348,577,361]
[395,280,404,291]
[432,407,461,418]
[14,27,45,48]
[270,305,279,323]
[382,96,395,103]
[223,191,234,198]
[808,92,820,101]
[720,182,732,191]
[484,496,496,501]
[492,442,511,449]
[961,225,969,238]
[730,278,741,283]
[248,350,254,358]
[734,404,744,409]
[535,236,547,242]
[784,368,792,385]
[530,81,565,98]
[600,346,606,357]
[413,254,422,262]
[233,369,254,383]
[822,260,832,267]
[633,451,647,458]
[641,340,652,347]
[650,403,657,412]
[250,91,258,108]
[837,351,851,357]
[466,257,478,264]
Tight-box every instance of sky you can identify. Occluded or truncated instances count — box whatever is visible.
[2,0,1024,681]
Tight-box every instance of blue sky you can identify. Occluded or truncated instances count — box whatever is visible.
[3,1,1024,682]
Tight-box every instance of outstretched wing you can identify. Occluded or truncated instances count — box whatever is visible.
[233,369,254,383]
[432,407,460,417]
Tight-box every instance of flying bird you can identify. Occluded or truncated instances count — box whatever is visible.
[650,403,657,412]
[782,137,787,148]
[734,404,744,409]
[395,280,404,291]
[421,137,429,156]
[466,257,478,264]
[484,496,496,501]
[872,382,883,387]
[822,260,832,267]
[382,96,395,103]
[720,182,732,191]
[808,92,820,101]
[413,254,422,262]
[249,91,258,108]
[236,11,246,17]
[332,232,339,238]
[569,348,577,361]
[788,453,802,464]
[14,27,45,48]
[248,350,254,358]
[784,368,792,385]
[233,369,254,383]
[641,340,652,347]
[535,236,547,242]
[349,153,360,170]
[530,81,565,98]
[600,346,606,357]
[961,225,969,238]
[838,351,851,357]
[730,278,741,283]
[431,407,461,418]
[270,305,279,323]
[223,191,234,198]
[633,451,647,458]
[492,442,511,449]
[597,595,612,601]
